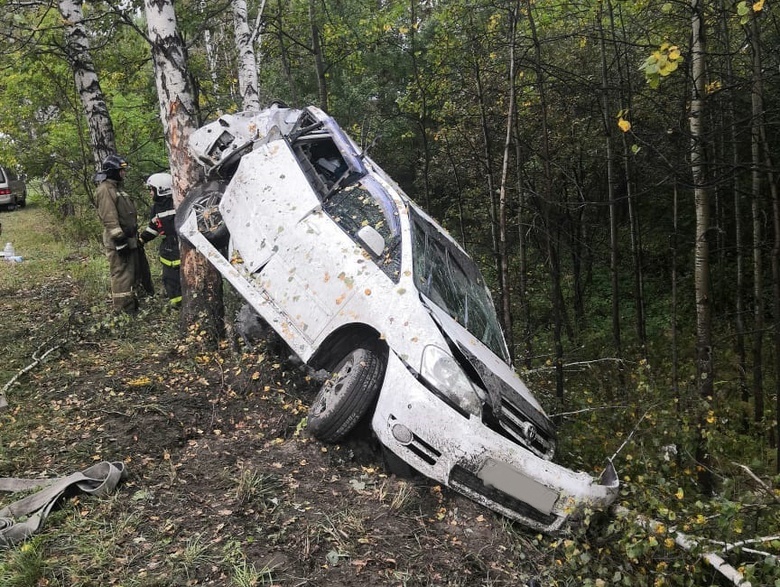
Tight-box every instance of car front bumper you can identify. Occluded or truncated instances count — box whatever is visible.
[371,352,619,534]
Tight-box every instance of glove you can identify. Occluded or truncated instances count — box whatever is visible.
[114,235,130,257]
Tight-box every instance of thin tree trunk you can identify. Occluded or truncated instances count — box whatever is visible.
[748,10,780,462]
[57,0,116,170]
[690,0,714,495]
[276,0,298,104]
[525,0,565,400]
[749,18,765,426]
[144,0,223,345]
[471,27,498,282]
[496,0,520,358]
[515,127,532,370]
[309,0,328,111]
[718,0,748,428]
[598,5,622,366]
[623,134,646,352]
[672,182,679,404]
[233,0,263,111]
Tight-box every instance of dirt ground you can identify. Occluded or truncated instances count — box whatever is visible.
[0,268,554,586]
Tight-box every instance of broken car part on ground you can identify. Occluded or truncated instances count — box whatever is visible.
[177,103,619,534]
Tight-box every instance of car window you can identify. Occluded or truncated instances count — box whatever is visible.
[290,109,366,199]
[322,178,402,281]
[410,208,509,361]
[0,168,6,183]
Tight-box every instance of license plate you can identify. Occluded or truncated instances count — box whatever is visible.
[478,459,559,514]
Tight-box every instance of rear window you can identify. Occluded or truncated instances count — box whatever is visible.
[0,168,7,183]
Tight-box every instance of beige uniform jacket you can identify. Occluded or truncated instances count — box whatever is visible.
[96,179,139,249]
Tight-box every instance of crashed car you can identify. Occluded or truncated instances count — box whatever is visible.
[178,104,618,533]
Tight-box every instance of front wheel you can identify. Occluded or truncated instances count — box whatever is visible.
[308,347,384,443]
[175,180,229,247]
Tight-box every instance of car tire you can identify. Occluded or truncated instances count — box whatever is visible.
[308,347,384,443]
[176,180,229,247]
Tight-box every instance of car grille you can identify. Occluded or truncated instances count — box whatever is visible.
[497,398,556,459]
[455,343,556,459]
[449,465,558,527]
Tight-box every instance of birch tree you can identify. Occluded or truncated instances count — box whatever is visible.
[234,0,264,111]
[690,0,714,495]
[57,0,116,168]
[144,0,223,342]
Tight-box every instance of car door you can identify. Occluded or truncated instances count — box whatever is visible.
[220,138,371,347]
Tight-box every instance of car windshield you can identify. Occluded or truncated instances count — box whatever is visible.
[410,208,509,362]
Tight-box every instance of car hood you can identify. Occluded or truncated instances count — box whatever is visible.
[421,296,555,438]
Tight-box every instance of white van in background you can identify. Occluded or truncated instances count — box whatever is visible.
[0,166,27,210]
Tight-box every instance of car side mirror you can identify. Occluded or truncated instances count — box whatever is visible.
[356,226,385,258]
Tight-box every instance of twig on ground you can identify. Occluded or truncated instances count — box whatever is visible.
[0,343,62,409]
[709,534,780,557]
[731,461,780,505]
[613,505,751,587]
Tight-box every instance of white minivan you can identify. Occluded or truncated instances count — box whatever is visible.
[0,166,27,210]
[178,104,618,533]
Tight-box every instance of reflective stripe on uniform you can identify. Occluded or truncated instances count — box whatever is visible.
[160,257,181,267]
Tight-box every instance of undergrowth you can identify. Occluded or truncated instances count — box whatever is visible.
[1,200,780,586]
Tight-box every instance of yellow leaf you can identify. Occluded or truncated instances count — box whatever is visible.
[754,0,765,11]
[676,487,684,500]
[618,118,632,133]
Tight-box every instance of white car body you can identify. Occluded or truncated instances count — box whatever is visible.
[179,104,618,533]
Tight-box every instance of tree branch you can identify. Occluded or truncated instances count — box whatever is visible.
[613,505,752,587]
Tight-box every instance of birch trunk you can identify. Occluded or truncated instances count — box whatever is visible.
[144,0,224,343]
[233,0,262,111]
[690,0,714,495]
[57,0,116,170]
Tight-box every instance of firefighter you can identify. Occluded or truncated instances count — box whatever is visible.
[139,172,182,306]
[96,154,141,314]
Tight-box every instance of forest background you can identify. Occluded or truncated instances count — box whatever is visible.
[3,0,780,585]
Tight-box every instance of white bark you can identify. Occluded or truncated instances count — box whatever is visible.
[143,0,201,203]
[57,0,116,168]
[614,506,751,587]
[144,0,224,338]
[233,0,263,110]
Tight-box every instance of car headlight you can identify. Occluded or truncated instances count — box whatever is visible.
[420,345,484,416]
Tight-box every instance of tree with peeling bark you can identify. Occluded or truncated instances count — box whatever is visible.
[233,0,264,111]
[143,0,223,344]
[56,0,116,170]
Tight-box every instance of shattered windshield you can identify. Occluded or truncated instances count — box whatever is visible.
[410,208,509,362]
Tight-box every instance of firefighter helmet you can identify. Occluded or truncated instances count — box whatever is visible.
[101,154,129,171]
[146,172,173,199]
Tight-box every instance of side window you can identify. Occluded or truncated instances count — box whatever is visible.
[323,183,402,281]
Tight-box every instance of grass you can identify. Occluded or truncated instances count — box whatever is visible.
[4,200,780,586]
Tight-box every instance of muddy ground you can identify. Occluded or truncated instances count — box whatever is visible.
[0,269,557,586]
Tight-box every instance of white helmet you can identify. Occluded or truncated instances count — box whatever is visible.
[146,172,173,199]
